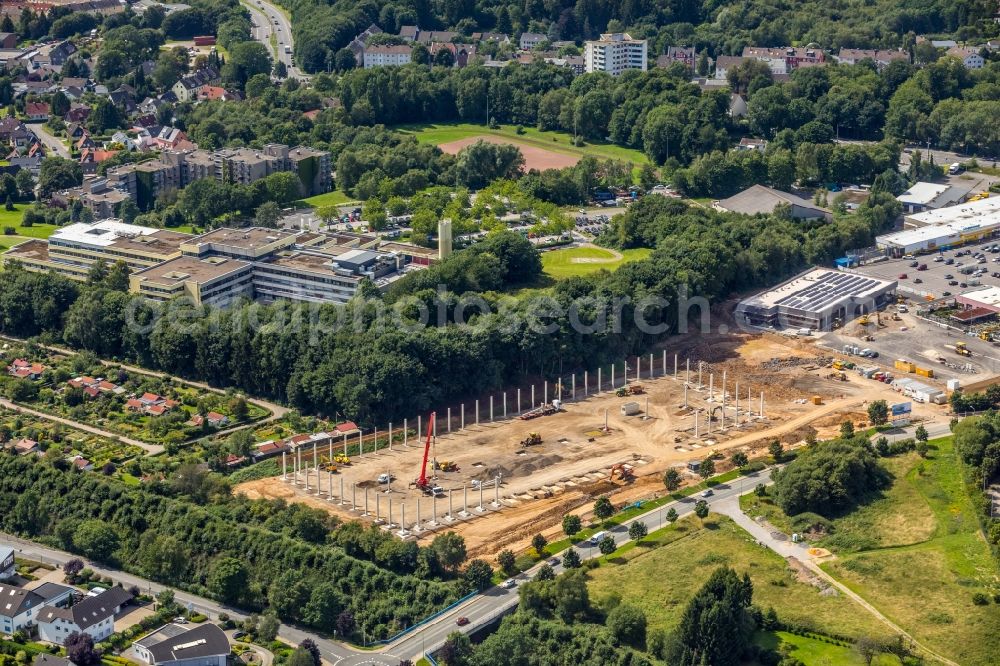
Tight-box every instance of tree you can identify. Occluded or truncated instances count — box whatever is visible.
[15,169,34,200]
[665,507,678,523]
[155,588,175,610]
[915,424,928,442]
[535,564,555,581]
[63,558,84,580]
[768,440,784,462]
[50,90,70,117]
[606,602,646,648]
[463,559,493,591]
[771,439,889,515]
[432,532,466,572]
[38,157,83,197]
[286,648,315,666]
[628,521,647,541]
[531,533,547,556]
[255,201,281,228]
[73,519,119,561]
[663,468,681,491]
[698,457,715,479]
[868,400,889,426]
[496,549,516,575]
[840,420,855,438]
[598,535,616,555]
[335,610,356,638]
[454,140,524,189]
[855,636,882,666]
[89,98,121,133]
[916,440,929,458]
[561,514,581,537]
[439,632,472,666]
[227,41,272,87]
[4,196,12,212]
[258,615,280,642]
[65,632,101,666]
[593,496,614,520]
[298,639,321,666]
[694,500,709,520]
[667,567,755,666]
[434,48,455,68]
[730,451,749,468]
[562,547,581,569]
[207,557,248,603]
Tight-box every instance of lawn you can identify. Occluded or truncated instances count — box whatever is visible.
[396,122,650,165]
[540,246,651,279]
[0,235,30,252]
[300,190,357,208]
[0,204,57,238]
[744,438,1000,666]
[586,516,882,641]
[756,631,901,666]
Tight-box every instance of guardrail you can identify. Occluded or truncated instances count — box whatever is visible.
[368,591,478,647]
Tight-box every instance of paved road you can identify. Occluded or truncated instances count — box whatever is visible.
[873,421,952,443]
[0,397,164,455]
[242,0,308,80]
[28,122,70,159]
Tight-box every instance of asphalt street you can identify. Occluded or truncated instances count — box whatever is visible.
[243,0,308,80]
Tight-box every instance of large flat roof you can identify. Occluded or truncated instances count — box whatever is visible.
[50,220,165,247]
[184,227,298,251]
[957,286,1000,309]
[133,255,251,285]
[907,196,1000,226]
[897,181,949,206]
[740,268,895,313]
[877,201,1000,248]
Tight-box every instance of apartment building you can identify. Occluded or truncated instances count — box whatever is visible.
[50,178,131,219]
[584,33,647,75]
[363,45,413,68]
[742,46,825,74]
[836,48,909,70]
[3,220,191,280]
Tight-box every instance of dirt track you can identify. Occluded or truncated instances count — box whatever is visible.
[437,135,580,170]
[236,332,949,558]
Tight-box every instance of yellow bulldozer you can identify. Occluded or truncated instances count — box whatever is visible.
[434,460,458,472]
[955,342,972,357]
[333,452,351,465]
[520,432,542,448]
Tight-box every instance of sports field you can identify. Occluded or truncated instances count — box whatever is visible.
[438,135,580,170]
[397,123,650,165]
[541,245,651,279]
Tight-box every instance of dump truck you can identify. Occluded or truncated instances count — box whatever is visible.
[519,402,560,420]
[520,432,542,448]
[615,384,645,397]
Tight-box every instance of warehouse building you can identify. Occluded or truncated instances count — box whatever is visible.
[896,181,973,213]
[876,197,1000,256]
[955,286,1000,315]
[736,267,897,330]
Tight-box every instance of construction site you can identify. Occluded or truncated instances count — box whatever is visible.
[236,324,952,559]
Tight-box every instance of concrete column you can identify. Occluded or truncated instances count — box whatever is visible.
[329,440,333,464]
[434,412,438,438]
[431,495,438,525]
[373,427,378,455]
[544,381,548,404]
[684,383,688,408]
[448,488,454,520]
[611,364,615,389]
[417,415,422,440]
[531,385,535,408]
[748,386,752,424]
[584,370,589,396]
[490,395,494,422]
[447,408,451,433]
[304,468,309,492]
[698,362,703,389]
[478,483,485,512]
[475,400,479,425]
[571,374,576,400]
[598,368,602,392]
[375,493,381,523]
[313,442,318,470]
[363,488,369,515]
[388,423,392,451]
[281,451,287,480]
[493,478,500,508]
[686,358,690,383]
[694,410,699,438]
[674,353,678,378]
[503,392,507,418]
[358,430,363,455]
[404,418,408,446]
[387,497,393,527]
[400,503,405,532]
[461,403,465,430]
[709,373,714,400]
[415,498,420,529]
[328,471,332,499]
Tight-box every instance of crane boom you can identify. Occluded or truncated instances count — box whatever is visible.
[417,412,435,488]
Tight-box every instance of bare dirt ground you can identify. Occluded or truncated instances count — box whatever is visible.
[437,135,580,170]
[236,329,948,559]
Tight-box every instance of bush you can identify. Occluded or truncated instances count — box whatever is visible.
[972,592,990,605]
[771,438,889,516]
[2,226,14,235]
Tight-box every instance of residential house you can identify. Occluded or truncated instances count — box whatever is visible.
[133,622,230,666]
[108,86,137,114]
[36,586,132,644]
[252,439,290,460]
[65,122,87,139]
[398,25,420,41]
[0,118,35,152]
[471,31,510,44]
[64,105,90,123]
[736,137,768,151]
[30,41,77,69]
[347,23,383,59]
[50,179,130,219]
[836,48,909,70]
[196,86,240,102]
[334,421,360,436]
[59,78,92,94]
[126,393,180,416]
[742,46,824,74]
[429,42,477,67]
[71,456,93,471]
[24,102,48,122]
[13,438,39,455]
[32,584,74,609]
[658,46,695,70]
[185,412,229,428]
[729,93,748,118]
[170,66,221,102]
[0,583,45,635]
[0,548,14,581]
[67,376,123,397]
[947,46,985,69]
[519,32,546,50]
[0,34,16,50]
[35,655,74,666]
[714,55,744,80]
[416,30,457,45]
[151,126,189,150]
[75,133,97,151]
[80,148,120,175]
[7,359,46,379]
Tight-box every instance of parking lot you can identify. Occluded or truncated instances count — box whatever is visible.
[848,238,1000,301]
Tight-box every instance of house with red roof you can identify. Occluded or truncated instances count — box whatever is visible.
[126,393,179,416]
[334,421,360,435]
[7,359,46,380]
[186,412,229,428]
[25,102,49,121]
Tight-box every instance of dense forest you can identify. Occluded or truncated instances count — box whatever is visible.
[1,187,899,425]
[0,454,468,641]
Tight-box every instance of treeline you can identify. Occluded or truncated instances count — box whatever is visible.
[3,191,895,425]
[274,0,996,75]
[0,455,463,640]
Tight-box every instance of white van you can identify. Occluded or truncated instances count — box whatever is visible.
[949,162,963,175]
[589,531,607,545]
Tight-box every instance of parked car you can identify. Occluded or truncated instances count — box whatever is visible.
[914,278,922,283]
[456,617,470,626]
[502,579,516,589]
[898,273,907,279]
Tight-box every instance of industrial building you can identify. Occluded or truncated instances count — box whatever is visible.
[736,267,897,330]
[584,33,647,75]
[955,286,1000,315]
[715,184,832,220]
[876,197,1000,256]
[896,181,973,213]
[3,220,191,280]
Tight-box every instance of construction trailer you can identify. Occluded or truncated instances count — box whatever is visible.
[620,401,641,416]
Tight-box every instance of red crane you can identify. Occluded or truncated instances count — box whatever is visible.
[415,412,435,489]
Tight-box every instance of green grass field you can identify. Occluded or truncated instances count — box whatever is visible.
[744,438,1000,666]
[0,205,57,239]
[396,122,650,165]
[300,190,357,208]
[586,516,882,641]
[756,631,901,666]
[540,246,651,279]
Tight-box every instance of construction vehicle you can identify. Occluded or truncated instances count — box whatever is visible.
[955,342,972,357]
[520,432,542,448]
[828,371,847,381]
[434,460,458,472]
[609,463,634,481]
[832,360,845,370]
[858,314,870,326]
[876,313,885,327]
[519,402,560,420]
[615,384,645,397]
[333,453,351,465]
[412,412,443,496]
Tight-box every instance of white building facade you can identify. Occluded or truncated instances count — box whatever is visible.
[584,33,647,75]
